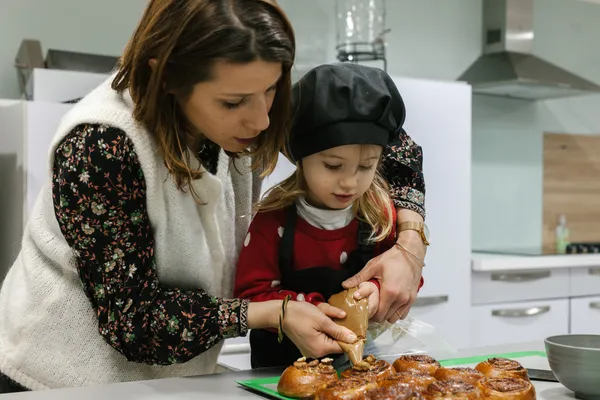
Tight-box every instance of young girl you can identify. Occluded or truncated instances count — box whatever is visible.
[234,63,424,368]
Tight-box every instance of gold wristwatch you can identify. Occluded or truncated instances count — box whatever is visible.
[399,221,430,246]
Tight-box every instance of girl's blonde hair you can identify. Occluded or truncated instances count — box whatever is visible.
[257,159,394,242]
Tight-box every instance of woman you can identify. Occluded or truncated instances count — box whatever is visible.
[0,0,426,392]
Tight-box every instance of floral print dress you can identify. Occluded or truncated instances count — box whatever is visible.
[51,123,425,365]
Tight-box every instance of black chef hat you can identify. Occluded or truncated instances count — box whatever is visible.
[288,63,406,162]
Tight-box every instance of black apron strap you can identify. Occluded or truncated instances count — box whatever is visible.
[279,207,378,285]
[278,203,298,285]
[354,217,376,273]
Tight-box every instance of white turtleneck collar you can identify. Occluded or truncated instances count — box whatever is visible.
[296,197,354,230]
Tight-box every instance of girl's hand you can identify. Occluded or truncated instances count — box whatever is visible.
[353,281,380,319]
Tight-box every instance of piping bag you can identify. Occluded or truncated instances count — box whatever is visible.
[327,287,370,369]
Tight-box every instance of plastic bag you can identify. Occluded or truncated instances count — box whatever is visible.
[365,316,458,358]
[332,315,458,369]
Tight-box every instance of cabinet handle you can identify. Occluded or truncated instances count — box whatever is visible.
[492,306,551,318]
[589,268,600,276]
[590,302,600,310]
[491,271,551,282]
[413,295,449,307]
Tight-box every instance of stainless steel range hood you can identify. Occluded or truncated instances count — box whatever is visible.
[458,0,600,100]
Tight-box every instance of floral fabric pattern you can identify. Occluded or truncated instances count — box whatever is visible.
[381,129,426,218]
[52,124,247,365]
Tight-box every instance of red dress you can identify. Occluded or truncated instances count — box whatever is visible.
[233,206,420,304]
[234,204,424,368]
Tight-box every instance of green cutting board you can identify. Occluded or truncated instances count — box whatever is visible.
[236,351,547,400]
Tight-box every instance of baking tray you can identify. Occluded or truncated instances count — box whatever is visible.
[237,351,548,400]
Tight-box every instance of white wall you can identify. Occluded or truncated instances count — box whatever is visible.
[280,0,482,82]
[384,0,482,82]
[0,0,148,99]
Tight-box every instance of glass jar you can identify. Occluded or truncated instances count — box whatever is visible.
[335,0,387,62]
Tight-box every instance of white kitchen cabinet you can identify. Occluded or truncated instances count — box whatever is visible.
[470,253,600,347]
[409,295,468,349]
[470,299,569,348]
[570,296,600,334]
[570,267,600,297]
[395,76,472,349]
[472,269,569,305]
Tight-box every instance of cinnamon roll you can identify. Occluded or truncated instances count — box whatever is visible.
[392,354,441,376]
[341,355,395,381]
[314,377,378,400]
[377,372,437,393]
[423,379,480,400]
[277,357,339,399]
[476,377,536,400]
[475,358,529,380]
[363,385,424,400]
[434,367,484,386]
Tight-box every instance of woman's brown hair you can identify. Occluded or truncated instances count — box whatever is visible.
[112,0,295,192]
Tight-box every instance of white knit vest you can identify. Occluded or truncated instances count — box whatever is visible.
[0,76,260,390]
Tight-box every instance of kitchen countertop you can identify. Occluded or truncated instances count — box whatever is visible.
[1,340,575,400]
[472,252,600,272]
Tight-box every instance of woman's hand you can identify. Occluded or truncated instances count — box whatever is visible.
[342,210,426,324]
[247,299,357,358]
[284,301,357,359]
[344,243,422,323]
